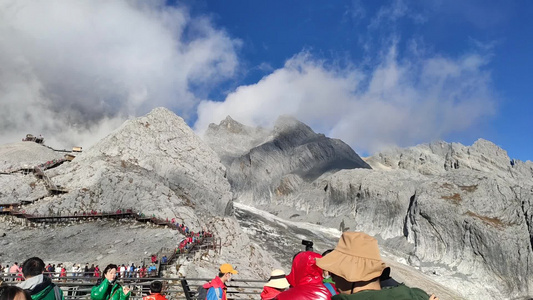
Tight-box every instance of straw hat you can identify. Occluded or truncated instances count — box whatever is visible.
[264,269,290,289]
[315,232,386,282]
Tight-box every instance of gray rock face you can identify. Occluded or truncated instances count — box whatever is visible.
[364,139,533,178]
[0,142,65,171]
[320,168,532,298]
[204,116,270,165]
[204,118,533,299]
[205,115,371,206]
[1,107,233,228]
[70,107,233,218]
[404,171,532,298]
[0,173,48,203]
[0,108,279,283]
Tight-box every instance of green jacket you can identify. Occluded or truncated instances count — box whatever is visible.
[17,274,64,300]
[91,279,131,300]
[332,284,429,300]
[31,284,64,300]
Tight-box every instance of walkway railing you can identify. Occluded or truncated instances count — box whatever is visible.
[0,274,266,300]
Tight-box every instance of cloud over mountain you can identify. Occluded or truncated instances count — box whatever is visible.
[195,46,496,154]
[0,0,240,149]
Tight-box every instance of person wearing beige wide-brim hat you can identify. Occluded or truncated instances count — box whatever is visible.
[316,232,439,300]
[260,269,290,300]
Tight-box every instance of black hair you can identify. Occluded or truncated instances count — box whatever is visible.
[150,281,162,293]
[102,264,118,278]
[21,257,45,277]
[218,272,225,278]
[321,249,334,257]
[0,285,31,300]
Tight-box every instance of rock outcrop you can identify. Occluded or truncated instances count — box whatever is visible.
[1,108,233,228]
[0,142,65,171]
[204,116,270,165]
[205,115,371,206]
[364,139,533,178]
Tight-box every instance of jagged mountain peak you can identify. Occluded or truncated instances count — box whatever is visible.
[365,138,529,178]
[204,115,371,208]
[272,115,314,136]
[209,115,256,135]
[57,107,232,218]
[85,107,189,158]
[204,116,270,163]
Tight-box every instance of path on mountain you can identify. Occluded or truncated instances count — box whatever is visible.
[1,208,218,278]
[0,156,69,194]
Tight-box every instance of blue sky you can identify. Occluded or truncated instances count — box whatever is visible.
[0,0,531,161]
[189,0,532,161]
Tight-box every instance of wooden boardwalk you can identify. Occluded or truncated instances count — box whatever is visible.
[0,208,221,260]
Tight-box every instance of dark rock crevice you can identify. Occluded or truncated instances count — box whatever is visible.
[403,193,416,238]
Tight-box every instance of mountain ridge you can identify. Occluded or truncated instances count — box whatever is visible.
[1,109,531,299]
[204,116,533,300]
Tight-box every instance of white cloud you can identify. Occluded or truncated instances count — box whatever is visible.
[368,0,408,29]
[195,46,496,154]
[344,0,366,22]
[0,0,240,149]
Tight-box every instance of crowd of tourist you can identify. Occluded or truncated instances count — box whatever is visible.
[0,258,171,300]
[0,204,446,300]
[0,261,159,282]
[1,232,442,300]
[198,231,441,300]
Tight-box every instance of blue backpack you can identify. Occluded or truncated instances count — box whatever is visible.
[196,285,220,300]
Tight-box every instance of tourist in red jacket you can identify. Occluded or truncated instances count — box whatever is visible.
[276,251,333,300]
[143,281,167,300]
[260,269,290,300]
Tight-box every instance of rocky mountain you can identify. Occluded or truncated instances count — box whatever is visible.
[204,118,533,300]
[0,108,279,281]
[24,107,232,222]
[203,116,270,165]
[204,115,371,206]
[2,108,532,299]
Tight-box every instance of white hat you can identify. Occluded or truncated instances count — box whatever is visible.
[264,269,290,289]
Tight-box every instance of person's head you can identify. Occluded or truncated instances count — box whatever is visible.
[264,269,290,291]
[21,257,45,278]
[149,281,163,294]
[102,264,118,280]
[0,285,31,300]
[315,232,387,294]
[218,263,238,283]
[286,251,323,287]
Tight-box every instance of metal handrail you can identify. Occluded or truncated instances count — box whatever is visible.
[1,276,267,300]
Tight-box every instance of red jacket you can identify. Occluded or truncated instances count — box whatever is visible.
[276,251,332,300]
[143,293,168,300]
[204,276,227,300]
[260,286,282,300]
